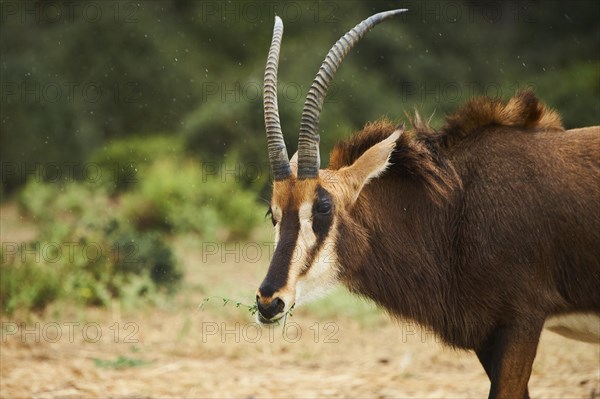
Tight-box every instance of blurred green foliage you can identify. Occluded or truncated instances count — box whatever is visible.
[86,135,265,238]
[1,0,598,193]
[0,255,62,314]
[3,179,182,315]
[88,134,184,193]
[119,157,264,239]
[3,133,265,314]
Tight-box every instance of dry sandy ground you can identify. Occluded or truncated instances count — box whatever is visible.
[1,203,599,398]
[1,306,599,398]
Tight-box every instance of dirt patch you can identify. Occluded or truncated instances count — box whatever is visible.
[1,307,599,398]
[0,203,38,244]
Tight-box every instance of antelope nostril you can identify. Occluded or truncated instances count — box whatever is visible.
[272,297,285,313]
[257,296,285,320]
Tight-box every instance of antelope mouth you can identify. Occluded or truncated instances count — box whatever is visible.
[256,300,295,325]
[257,313,283,325]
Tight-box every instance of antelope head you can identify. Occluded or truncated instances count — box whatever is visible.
[256,10,406,324]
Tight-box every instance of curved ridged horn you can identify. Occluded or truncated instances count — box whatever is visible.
[297,9,407,179]
[264,16,291,180]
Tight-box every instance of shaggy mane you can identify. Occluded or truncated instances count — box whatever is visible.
[437,89,563,147]
[329,119,460,205]
[328,90,563,205]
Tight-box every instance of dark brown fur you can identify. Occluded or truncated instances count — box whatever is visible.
[330,90,600,397]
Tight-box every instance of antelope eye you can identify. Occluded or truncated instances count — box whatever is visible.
[316,200,332,215]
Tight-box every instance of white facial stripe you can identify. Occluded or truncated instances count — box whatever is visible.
[272,201,317,313]
[298,201,316,248]
[286,202,316,282]
[298,202,312,222]
[296,229,340,305]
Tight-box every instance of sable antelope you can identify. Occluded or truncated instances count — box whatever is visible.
[256,10,600,398]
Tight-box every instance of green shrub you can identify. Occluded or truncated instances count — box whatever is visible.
[6,179,182,315]
[8,132,267,315]
[111,229,181,293]
[88,135,184,193]
[16,179,62,223]
[17,179,111,226]
[120,158,264,240]
[1,219,181,315]
[0,259,62,315]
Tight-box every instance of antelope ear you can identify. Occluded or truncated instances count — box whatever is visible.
[338,128,402,204]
